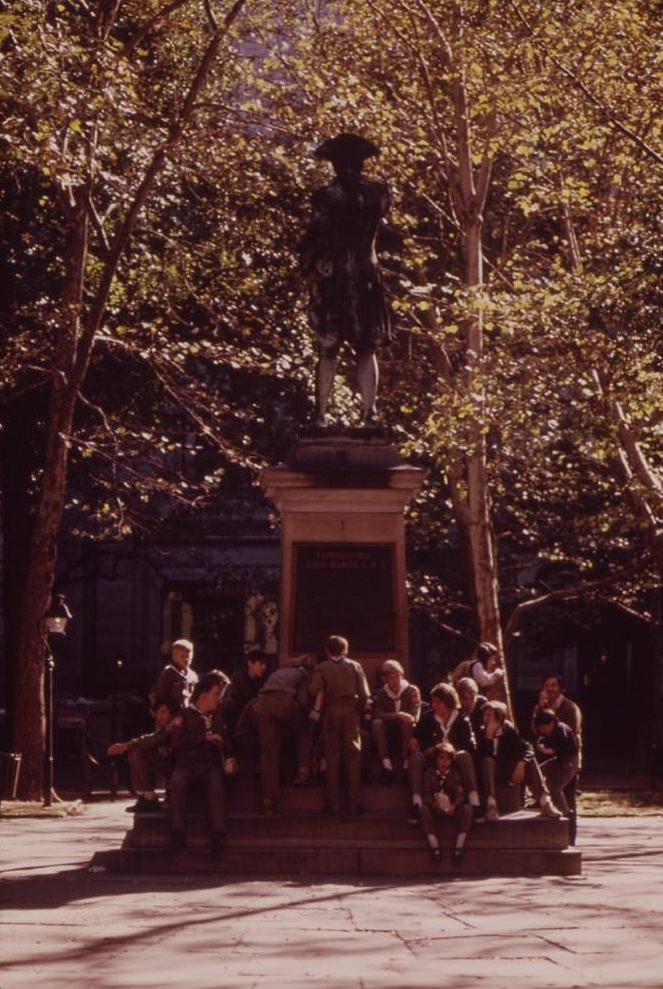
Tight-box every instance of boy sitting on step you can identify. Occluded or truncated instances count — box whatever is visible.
[107,696,181,814]
[168,672,236,856]
[420,741,472,864]
[477,701,561,822]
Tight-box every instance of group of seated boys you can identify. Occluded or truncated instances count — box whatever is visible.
[107,636,581,862]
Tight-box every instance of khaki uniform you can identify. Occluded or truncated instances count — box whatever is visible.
[257,666,315,802]
[312,657,370,810]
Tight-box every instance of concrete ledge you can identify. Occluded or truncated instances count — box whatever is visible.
[92,844,581,878]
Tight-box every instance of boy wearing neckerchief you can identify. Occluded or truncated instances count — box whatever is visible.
[149,639,198,709]
[371,659,421,782]
[420,741,472,863]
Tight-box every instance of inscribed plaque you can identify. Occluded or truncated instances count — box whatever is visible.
[292,543,395,653]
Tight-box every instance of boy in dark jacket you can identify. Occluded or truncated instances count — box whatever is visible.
[408,682,481,822]
[149,639,198,709]
[477,701,560,822]
[533,708,579,816]
[420,742,472,863]
[223,648,269,734]
[108,697,181,814]
[168,672,236,855]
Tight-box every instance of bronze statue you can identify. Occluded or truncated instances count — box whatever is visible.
[301,133,391,427]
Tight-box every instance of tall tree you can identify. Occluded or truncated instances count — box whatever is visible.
[1,0,248,797]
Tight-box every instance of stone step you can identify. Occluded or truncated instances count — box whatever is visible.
[126,809,569,851]
[92,843,581,878]
[95,781,578,879]
[213,781,524,816]
[227,781,412,813]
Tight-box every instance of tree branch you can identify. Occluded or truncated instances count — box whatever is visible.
[503,567,637,647]
[510,0,663,169]
[71,0,248,393]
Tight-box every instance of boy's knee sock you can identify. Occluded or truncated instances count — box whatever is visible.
[455,832,467,850]
[426,833,440,849]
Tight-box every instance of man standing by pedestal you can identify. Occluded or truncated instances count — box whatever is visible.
[311,635,370,817]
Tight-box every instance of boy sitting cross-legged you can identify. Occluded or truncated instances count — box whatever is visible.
[420,741,472,864]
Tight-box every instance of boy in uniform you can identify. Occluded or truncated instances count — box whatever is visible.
[256,655,318,815]
[371,659,421,782]
[168,672,236,855]
[420,741,472,863]
[149,639,198,709]
[107,697,181,814]
[311,635,370,816]
[408,682,481,822]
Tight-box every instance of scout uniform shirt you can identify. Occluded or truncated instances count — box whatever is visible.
[312,655,370,712]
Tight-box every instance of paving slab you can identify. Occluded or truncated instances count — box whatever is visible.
[2,802,663,989]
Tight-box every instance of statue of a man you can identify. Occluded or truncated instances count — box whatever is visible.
[301,133,391,427]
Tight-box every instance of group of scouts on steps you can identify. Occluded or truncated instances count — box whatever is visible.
[107,636,581,863]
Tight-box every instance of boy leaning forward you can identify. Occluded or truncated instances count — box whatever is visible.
[311,634,371,817]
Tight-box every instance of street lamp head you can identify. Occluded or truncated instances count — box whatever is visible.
[45,593,73,636]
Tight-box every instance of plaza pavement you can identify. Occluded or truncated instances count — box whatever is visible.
[1,801,662,989]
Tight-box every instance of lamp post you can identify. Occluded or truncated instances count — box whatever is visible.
[43,593,73,807]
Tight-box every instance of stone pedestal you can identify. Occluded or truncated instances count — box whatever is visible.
[260,436,427,682]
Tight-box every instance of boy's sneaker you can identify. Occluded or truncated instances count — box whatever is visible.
[452,847,465,864]
[429,847,442,863]
[540,802,562,819]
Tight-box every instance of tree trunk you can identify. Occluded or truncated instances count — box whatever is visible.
[461,218,508,706]
[10,2,248,798]
[13,391,74,797]
[0,389,47,750]
[13,186,88,799]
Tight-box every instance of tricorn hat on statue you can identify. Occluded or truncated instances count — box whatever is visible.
[314,132,380,165]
